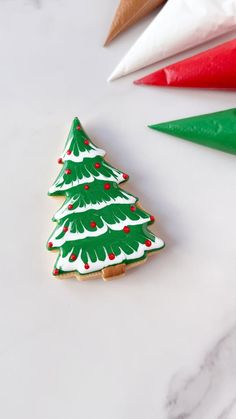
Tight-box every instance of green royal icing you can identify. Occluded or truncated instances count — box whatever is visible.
[149,108,236,155]
[48,118,164,276]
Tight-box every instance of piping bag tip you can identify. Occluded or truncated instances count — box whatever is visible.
[135,69,168,86]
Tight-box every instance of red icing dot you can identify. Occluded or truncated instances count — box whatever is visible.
[70,253,77,261]
[94,162,101,169]
[84,263,90,270]
[123,226,130,234]
[104,183,111,190]
[66,149,72,155]
[84,139,89,145]
[58,157,63,164]
[65,169,71,175]
[48,242,53,248]
[145,240,152,247]
[76,125,81,130]
[108,253,115,260]
[130,205,136,212]
[150,215,155,222]
[53,268,59,276]
[68,204,73,210]
[84,184,90,190]
[122,173,129,180]
[90,221,97,228]
[63,226,68,233]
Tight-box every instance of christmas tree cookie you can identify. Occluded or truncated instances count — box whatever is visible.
[47,118,164,281]
[135,38,236,89]
[149,108,236,155]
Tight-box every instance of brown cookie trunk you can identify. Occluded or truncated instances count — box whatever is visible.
[102,263,126,280]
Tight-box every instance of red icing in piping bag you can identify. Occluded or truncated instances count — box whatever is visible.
[134,38,236,89]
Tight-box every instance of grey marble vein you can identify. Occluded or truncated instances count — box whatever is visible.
[33,0,41,8]
[166,326,236,419]
[217,397,236,419]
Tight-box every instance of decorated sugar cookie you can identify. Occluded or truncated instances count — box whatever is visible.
[47,118,164,281]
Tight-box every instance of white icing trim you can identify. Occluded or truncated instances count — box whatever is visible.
[50,215,150,246]
[51,224,108,246]
[49,167,125,194]
[56,237,164,275]
[106,216,149,230]
[61,147,105,163]
[54,194,136,221]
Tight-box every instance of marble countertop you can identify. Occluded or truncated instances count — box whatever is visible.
[0,1,235,418]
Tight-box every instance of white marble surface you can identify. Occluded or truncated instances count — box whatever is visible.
[0,1,236,418]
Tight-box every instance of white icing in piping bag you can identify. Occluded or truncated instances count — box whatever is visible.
[108,0,236,81]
